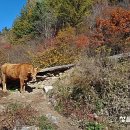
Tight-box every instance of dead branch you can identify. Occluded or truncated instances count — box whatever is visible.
[37,64,75,76]
[108,52,130,61]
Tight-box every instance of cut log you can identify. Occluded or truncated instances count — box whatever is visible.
[37,64,75,76]
[108,52,130,61]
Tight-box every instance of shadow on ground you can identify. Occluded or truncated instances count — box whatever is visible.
[0,78,35,93]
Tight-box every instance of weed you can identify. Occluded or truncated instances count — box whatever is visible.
[38,115,57,130]
[85,122,104,130]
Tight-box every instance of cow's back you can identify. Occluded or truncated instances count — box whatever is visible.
[1,63,21,79]
[1,63,35,79]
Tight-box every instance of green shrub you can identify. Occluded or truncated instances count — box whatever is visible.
[29,27,80,68]
[30,44,78,68]
[86,122,104,130]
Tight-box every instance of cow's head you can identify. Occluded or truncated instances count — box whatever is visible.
[30,67,38,82]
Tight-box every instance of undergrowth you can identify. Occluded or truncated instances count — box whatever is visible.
[50,55,130,130]
[0,103,57,130]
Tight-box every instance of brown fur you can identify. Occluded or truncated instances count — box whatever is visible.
[1,63,38,93]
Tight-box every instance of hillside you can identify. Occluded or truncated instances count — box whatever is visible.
[0,87,81,130]
[0,0,130,130]
[0,35,6,44]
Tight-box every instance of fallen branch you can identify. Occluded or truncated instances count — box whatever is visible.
[37,64,75,76]
[108,52,130,61]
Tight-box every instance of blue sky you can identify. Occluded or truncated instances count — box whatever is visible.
[0,0,26,31]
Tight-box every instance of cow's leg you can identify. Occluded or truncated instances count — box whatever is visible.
[2,73,7,92]
[23,81,26,92]
[20,79,25,93]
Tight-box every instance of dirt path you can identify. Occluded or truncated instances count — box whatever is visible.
[0,89,81,130]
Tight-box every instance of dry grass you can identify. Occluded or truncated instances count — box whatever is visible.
[51,55,130,129]
[0,103,37,130]
[0,103,57,130]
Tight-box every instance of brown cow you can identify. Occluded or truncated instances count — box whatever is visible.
[1,63,38,93]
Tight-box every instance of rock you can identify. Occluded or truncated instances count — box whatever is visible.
[0,105,5,112]
[59,73,63,76]
[43,86,53,93]
[120,116,130,123]
[49,97,57,107]
[46,113,59,124]
[21,126,39,130]
[13,126,39,130]
[14,120,39,130]
[2,96,7,99]
[26,100,32,103]
[22,96,25,98]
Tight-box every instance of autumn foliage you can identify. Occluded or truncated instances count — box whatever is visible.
[1,1,130,129]
[75,34,90,48]
[96,7,130,39]
[94,7,130,54]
